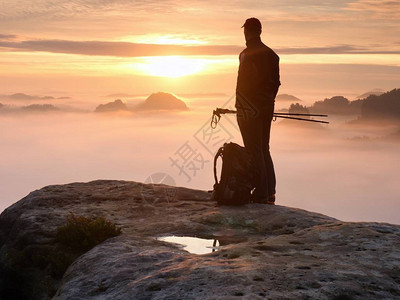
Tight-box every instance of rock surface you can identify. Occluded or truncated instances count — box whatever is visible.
[1,180,400,299]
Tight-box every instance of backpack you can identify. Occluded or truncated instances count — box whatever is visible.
[211,142,257,206]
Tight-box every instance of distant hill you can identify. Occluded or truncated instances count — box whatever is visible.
[135,92,188,111]
[96,93,189,113]
[310,96,363,115]
[0,103,83,114]
[20,104,59,112]
[356,88,385,100]
[360,89,400,121]
[276,94,302,102]
[95,99,129,113]
[9,93,41,100]
[0,93,56,101]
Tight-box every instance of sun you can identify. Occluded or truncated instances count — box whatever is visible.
[135,56,206,78]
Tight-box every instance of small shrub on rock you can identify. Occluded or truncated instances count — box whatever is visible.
[56,213,121,252]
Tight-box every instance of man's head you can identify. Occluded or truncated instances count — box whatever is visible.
[242,17,262,42]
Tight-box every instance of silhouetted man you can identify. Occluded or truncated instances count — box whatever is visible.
[236,18,280,204]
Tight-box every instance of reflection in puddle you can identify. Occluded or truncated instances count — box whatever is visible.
[158,236,220,254]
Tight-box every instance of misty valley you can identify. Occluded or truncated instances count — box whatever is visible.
[1,89,399,224]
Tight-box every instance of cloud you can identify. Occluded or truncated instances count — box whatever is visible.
[278,45,400,55]
[0,34,17,40]
[105,93,144,98]
[344,0,400,18]
[0,39,241,57]
[177,92,228,98]
[106,92,228,99]
[0,0,180,19]
[1,0,399,56]
[1,37,399,57]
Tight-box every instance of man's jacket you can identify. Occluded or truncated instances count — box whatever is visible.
[235,36,280,111]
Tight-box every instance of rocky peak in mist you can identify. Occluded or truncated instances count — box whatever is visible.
[94,93,189,113]
[1,180,399,299]
[9,93,41,100]
[135,92,188,111]
[95,99,129,112]
[276,94,302,103]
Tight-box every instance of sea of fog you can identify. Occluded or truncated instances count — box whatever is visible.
[1,97,399,225]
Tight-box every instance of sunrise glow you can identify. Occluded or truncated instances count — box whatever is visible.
[133,56,207,78]
[121,35,207,45]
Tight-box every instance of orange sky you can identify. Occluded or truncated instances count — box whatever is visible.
[1,0,399,101]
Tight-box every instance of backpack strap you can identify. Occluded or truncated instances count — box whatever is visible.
[213,146,224,186]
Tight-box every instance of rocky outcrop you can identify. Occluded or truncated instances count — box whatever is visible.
[135,92,189,111]
[95,99,129,113]
[355,89,385,100]
[1,180,399,299]
[275,94,302,103]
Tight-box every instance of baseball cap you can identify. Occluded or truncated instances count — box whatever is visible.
[241,18,262,31]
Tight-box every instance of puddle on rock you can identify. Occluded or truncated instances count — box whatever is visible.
[158,236,220,255]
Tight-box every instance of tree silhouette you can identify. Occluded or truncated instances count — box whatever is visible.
[361,89,400,121]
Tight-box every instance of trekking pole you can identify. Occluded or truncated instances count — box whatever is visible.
[272,115,329,124]
[211,108,329,128]
[274,112,328,117]
[211,108,237,129]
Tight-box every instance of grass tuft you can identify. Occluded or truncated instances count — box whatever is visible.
[56,212,122,252]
